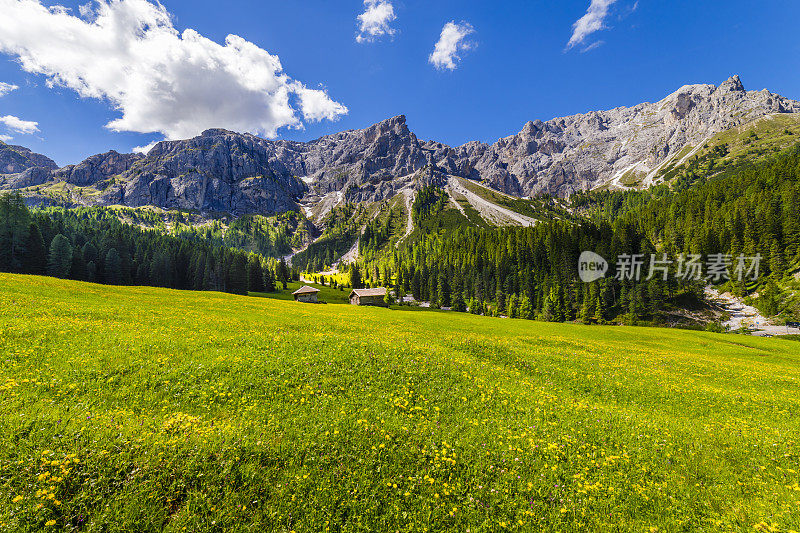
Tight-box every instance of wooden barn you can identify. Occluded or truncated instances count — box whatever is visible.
[349,287,387,307]
[292,285,320,303]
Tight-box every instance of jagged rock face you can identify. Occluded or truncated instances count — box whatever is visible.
[1,76,799,214]
[0,166,54,190]
[298,115,428,203]
[98,131,309,215]
[0,142,58,174]
[54,151,144,187]
[443,75,800,197]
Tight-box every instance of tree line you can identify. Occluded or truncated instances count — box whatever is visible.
[356,144,800,323]
[0,194,299,295]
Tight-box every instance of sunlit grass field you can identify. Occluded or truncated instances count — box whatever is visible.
[1,274,799,532]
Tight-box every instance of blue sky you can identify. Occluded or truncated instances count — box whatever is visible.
[0,0,799,166]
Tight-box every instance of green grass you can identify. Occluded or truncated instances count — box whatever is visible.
[1,274,800,532]
[252,281,352,305]
[456,177,574,222]
[657,114,800,183]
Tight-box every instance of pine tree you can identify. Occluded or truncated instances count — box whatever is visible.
[247,256,265,293]
[580,290,595,324]
[647,279,665,318]
[86,261,97,283]
[507,294,519,319]
[104,248,122,285]
[350,263,363,289]
[276,258,290,289]
[438,273,451,307]
[263,265,276,292]
[769,240,785,279]
[0,192,31,271]
[495,288,506,315]
[70,247,87,281]
[228,254,249,295]
[47,234,73,278]
[149,251,173,287]
[519,295,534,320]
[22,222,47,275]
[452,279,466,312]
[429,274,439,308]
[592,292,605,323]
[82,241,99,267]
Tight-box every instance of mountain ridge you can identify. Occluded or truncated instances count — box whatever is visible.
[1,75,798,216]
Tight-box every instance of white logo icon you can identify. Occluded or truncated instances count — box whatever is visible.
[578,251,608,283]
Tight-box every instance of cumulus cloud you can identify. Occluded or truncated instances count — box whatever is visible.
[566,0,618,51]
[0,81,37,141]
[356,0,396,43]
[0,115,39,135]
[132,141,159,155]
[429,21,475,71]
[0,0,348,141]
[0,82,18,97]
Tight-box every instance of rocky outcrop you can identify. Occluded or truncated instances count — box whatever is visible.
[97,131,308,215]
[1,76,798,214]
[441,75,800,197]
[54,150,144,187]
[0,142,58,174]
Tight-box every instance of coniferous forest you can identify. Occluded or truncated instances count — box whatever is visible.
[0,197,298,295]
[359,144,800,324]
[2,144,800,324]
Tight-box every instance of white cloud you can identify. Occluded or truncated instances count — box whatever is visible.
[0,0,348,142]
[0,82,18,97]
[356,0,396,43]
[429,21,475,71]
[566,0,618,51]
[0,81,37,140]
[132,141,159,155]
[0,115,39,134]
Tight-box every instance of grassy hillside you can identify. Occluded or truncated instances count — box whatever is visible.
[1,275,799,532]
[655,113,800,184]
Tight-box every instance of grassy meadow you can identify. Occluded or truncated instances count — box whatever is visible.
[1,274,800,532]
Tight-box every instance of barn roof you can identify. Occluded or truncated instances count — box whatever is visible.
[293,285,320,295]
[350,287,387,297]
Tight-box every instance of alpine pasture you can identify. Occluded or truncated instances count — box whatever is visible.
[1,274,799,532]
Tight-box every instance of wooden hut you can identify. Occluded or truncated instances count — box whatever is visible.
[349,287,387,307]
[292,285,320,303]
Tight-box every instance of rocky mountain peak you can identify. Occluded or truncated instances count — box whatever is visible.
[0,141,58,174]
[1,76,798,217]
[201,128,237,137]
[717,74,745,93]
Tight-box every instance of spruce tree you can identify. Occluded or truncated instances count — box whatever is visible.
[86,261,97,283]
[519,295,534,320]
[70,247,87,281]
[22,222,47,275]
[277,258,290,289]
[47,234,73,278]
[263,266,276,292]
[350,263,363,289]
[247,256,265,293]
[438,273,451,307]
[0,192,31,271]
[104,248,122,285]
[495,288,506,315]
[228,254,249,295]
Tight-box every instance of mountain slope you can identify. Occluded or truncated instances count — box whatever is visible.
[0,141,58,174]
[434,75,800,197]
[1,75,798,216]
